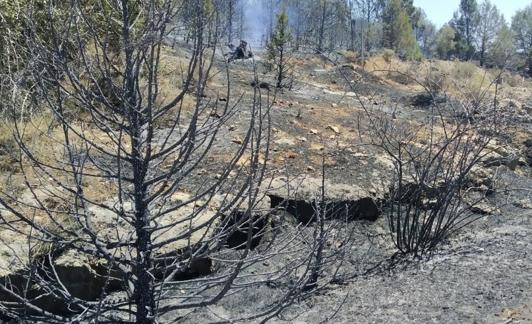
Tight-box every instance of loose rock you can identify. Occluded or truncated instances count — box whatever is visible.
[327,125,340,134]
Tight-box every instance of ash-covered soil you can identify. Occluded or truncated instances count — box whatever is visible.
[1,45,531,323]
[162,165,531,323]
[174,210,531,324]
[165,49,532,323]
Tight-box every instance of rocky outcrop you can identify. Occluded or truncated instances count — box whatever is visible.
[466,166,496,195]
[0,189,275,318]
[264,176,381,224]
[218,209,270,249]
[0,246,121,317]
[481,141,527,171]
[217,197,271,249]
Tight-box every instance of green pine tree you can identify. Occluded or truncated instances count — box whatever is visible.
[488,23,515,68]
[267,10,292,88]
[436,24,457,59]
[511,4,532,76]
[383,0,422,60]
[451,0,480,60]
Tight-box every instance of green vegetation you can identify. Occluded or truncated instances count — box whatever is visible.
[511,5,532,76]
[383,0,422,60]
[268,10,293,88]
[436,24,457,60]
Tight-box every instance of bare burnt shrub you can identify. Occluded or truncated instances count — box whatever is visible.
[378,108,505,257]
[334,61,510,258]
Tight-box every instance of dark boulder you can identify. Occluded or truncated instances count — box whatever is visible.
[251,80,272,91]
[411,92,446,107]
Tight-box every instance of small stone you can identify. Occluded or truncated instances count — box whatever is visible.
[513,199,532,209]
[275,138,296,146]
[327,125,340,134]
[286,152,298,159]
[171,191,192,202]
[307,166,315,172]
[470,201,499,215]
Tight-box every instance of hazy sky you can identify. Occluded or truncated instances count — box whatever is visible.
[413,0,530,28]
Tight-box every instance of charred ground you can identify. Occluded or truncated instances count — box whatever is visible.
[0,43,531,323]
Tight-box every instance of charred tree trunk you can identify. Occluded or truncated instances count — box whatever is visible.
[479,38,486,67]
[317,1,327,53]
[277,46,284,88]
[267,0,275,39]
[238,3,244,40]
[350,18,356,51]
[228,0,234,44]
[365,4,371,55]
[294,0,302,51]
[120,1,155,322]
[528,49,532,77]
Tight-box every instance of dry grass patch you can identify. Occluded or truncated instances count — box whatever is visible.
[340,50,358,64]
[362,54,520,100]
[0,113,58,172]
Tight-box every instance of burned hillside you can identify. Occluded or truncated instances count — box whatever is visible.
[0,1,531,323]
